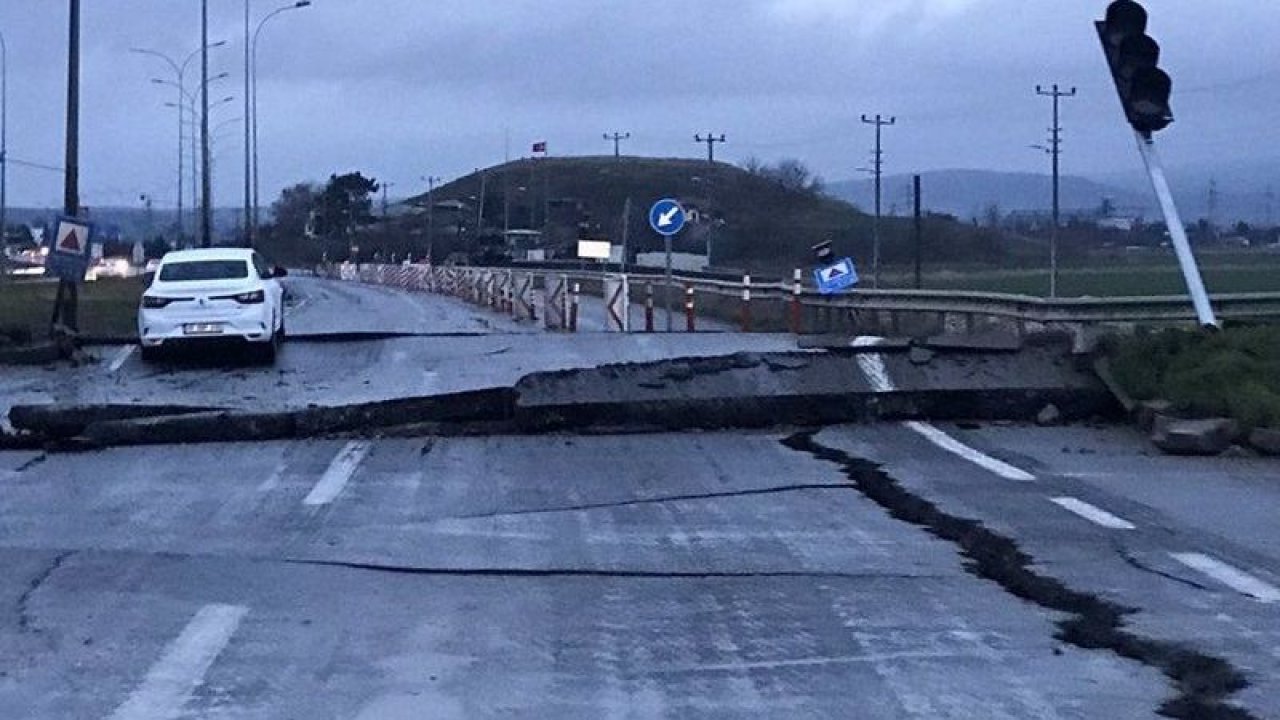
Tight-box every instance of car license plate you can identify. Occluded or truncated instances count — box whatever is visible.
[183,323,224,336]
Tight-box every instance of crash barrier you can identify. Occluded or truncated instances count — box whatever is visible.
[316,262,1280,340]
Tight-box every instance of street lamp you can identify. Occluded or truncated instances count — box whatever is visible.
[250,0,312,242]
[131,40,226,240]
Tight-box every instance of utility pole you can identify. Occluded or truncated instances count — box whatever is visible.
[1207,179,1219,236]
[619,196,631,273]
[1036,84,1077,298]
[604,132,631,158]
[695,133,726,163]
[54,0,81,335]
[200,0,212,247]
[381,181,394,218]
[913,174,923,290]
[476,169,486,229]
[861,114,895,288]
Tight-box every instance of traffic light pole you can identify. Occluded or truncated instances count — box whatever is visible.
[1134,132,1217,327]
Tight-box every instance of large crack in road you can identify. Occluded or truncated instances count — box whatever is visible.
[780,430,1257,720]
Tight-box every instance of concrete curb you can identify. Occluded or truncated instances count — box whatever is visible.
[9,404,226,439]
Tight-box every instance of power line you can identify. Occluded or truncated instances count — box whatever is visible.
[861,113,895,289]
[695,133,726,163]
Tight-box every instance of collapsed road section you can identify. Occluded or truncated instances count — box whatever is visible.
[4,339,1119,449]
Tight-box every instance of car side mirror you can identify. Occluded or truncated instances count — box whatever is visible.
[273,267,289,278]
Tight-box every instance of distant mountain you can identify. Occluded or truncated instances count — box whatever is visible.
[1093,158,1280,228]
[827,170,1150,221]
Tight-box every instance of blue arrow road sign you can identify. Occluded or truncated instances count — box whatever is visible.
[648,198,686,237]
[814,257,859,294]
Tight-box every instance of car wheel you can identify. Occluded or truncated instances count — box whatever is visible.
[258,331,280,364]
[140,345,163,364]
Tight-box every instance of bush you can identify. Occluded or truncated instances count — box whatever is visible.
[1104,324,1280,431]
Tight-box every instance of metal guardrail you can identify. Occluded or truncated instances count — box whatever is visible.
[316,262,1280,333]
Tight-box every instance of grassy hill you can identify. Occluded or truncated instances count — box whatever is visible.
[406,156,1010,275]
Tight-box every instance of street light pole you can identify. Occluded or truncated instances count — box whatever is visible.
[200,0,212,247]
[133,43,225,243]
[0,29,8,273]
[243,0,252,246]
[252,1,311,240]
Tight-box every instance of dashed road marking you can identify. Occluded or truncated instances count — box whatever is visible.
[1171,553,1280,603]
[904,421,1037,482]
[107,604,249,720]
[1050,497,1136,530]
[107,345,137,373]
[303,440,372,506]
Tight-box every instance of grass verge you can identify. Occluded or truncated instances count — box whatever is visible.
[1102,324,1280,431]
[0,277,144,342]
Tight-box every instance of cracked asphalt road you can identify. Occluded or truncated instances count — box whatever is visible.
[3,279,1279,719]
[2,425,1278,719]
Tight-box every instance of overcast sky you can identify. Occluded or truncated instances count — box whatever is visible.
[1,1,1277,210]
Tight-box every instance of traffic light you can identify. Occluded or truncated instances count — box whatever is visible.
[1096,0,1174,135]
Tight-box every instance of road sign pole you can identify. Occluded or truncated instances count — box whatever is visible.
[664,234,673,332]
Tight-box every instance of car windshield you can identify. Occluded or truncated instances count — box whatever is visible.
[158,260,249,282]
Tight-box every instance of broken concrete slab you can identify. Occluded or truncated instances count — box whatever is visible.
[1150,416,1240,456]
[513,347,1118,433]
[70,388,516,448]
[1036,404,1063,426]
[908,346,937,365]
[922,330,1023,353]
[9,404,225,439]
[0,343,60,366]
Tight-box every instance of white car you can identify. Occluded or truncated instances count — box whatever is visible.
[138,248,287,363]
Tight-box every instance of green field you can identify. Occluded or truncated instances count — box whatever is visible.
[877,259,1280,298]
[0,277,145,342]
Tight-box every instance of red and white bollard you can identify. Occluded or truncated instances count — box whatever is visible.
[684,284,696,332]
[740,274,752,332]
[569,282,581,333]
[790,268,803,334]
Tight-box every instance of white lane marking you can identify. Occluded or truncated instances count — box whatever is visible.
[107,604,249,720]
[1171,553,1280,603]
[903,421,1037,482]
[107,345,137,373]
[852,336,894,393]
[1050,497,1136,530]
[303,441,372,506]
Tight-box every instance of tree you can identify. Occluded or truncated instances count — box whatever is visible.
[742,157,824,194]
[270,182,320,240]
[314,172,379,239]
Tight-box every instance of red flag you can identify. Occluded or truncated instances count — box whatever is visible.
[532,141,547,154]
